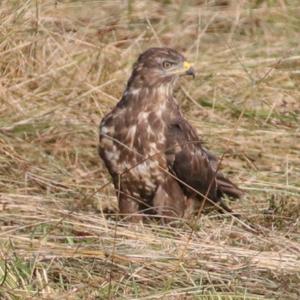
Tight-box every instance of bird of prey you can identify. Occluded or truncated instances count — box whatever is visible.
[99,47,242,222]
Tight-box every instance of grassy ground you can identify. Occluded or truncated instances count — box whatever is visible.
[0,0,299,299]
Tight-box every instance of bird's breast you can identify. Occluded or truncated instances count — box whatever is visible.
[100,108,167,176]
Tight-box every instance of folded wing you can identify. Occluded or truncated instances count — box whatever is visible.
[165,118,242,206]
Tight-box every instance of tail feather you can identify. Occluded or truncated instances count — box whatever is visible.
[216,173,243,199]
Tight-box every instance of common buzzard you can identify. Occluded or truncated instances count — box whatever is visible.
[99,47,242,222]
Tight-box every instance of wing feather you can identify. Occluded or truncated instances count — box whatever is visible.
[166,118,242,202]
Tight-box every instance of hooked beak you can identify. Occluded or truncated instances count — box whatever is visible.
[183,61,195,79]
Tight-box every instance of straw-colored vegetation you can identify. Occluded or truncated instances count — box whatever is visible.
[0,0,299,299]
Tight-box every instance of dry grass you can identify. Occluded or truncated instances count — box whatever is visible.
[0,0,299,299]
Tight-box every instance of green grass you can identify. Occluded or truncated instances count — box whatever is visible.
[0,0,299,299]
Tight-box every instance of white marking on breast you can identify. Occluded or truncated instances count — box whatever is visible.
[137,112,150,123]
[148,142,159,155]
[100,123,115,138]
[126,125,137,148]
[156,101,167,118]
[100,126,109,134]
[104,148,120,163]
[130,161,152,181]
[128,88,140,96]
[135,161,148,176]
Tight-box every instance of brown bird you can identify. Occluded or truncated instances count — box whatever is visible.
[99,47,242,222]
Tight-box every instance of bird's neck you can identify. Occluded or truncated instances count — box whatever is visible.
[122,84,174,108]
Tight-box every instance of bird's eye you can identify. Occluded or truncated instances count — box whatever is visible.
[162,61,175,69]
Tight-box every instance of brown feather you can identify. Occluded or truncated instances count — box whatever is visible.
[99,47,243,222]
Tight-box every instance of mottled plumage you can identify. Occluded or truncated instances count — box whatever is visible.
[99,47,242,222]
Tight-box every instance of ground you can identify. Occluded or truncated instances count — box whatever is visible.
[0,0,299,299]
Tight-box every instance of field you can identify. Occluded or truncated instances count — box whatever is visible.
[0,0,300,299]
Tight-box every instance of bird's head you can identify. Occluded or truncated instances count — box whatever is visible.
[127,47,195,89]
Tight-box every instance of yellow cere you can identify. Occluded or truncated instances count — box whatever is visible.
[183,61,192,70]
